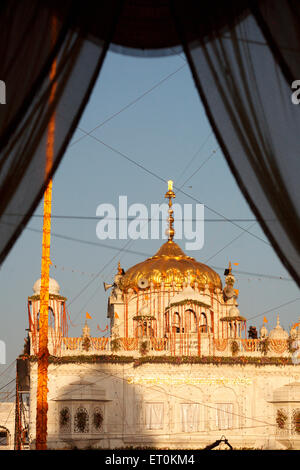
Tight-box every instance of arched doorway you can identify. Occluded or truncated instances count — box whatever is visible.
[200,312,208,333]
[0,426,10,447]
[184,309,197,333]
[172,312,181,334]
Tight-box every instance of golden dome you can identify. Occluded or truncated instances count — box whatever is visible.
[120,240,222,291]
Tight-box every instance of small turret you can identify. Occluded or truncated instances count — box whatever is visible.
[82,320,91,339]
[269,315,288,340]
[223,262,236,300]
[260,324,268,339]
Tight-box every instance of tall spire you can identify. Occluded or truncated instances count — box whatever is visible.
[118,261,123,275]
[165,180,176,241]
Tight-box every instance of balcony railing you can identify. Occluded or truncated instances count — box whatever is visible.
[30,333,289,357]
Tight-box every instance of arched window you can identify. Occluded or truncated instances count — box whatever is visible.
[59,407,71,434]
[48,307,55,328]
[292,409,300,435]
[210,311,214,334]
[200,312,208,333]
[0,426,9,446]
[216,403,234,430]
[172,312,181,333]
[136,321,153,337]
[74,406,89,433]
[136,324,144,338]
[93,407,104,433]
[36,307,55,329]
[185,309,197,333]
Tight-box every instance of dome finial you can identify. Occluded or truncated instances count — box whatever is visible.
[118,261,122,275]
[165,180,176,241]
[82,319,90,338]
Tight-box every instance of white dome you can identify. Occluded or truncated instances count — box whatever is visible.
[168,283,210,308]
[33,277,60,295]
[269,315,288,340]
[229,306,240,318]
[138,304,151,316]
[260,324,268,338]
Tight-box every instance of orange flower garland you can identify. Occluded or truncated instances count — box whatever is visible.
[151,337,167,351]
[269,340,287,354]
[214,338,228,351]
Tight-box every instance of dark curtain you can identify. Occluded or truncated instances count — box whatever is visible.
[0,0,299,288]
[172,0,300,286]
[0,0,122,264]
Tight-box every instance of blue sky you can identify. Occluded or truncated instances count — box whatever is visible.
[0,49,299,383]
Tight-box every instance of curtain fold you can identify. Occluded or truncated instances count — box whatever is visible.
[252,0,300,83]
[0,0,122,264]
[172,0,300,286]
[1,0,300,290]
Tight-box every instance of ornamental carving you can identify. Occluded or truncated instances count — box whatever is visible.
[292,409,300,435]
[276,409,288,430]
[74,407,89,433]
[59,407,71,434]
[93,407,103,433]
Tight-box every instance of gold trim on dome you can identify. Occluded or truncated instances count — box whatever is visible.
[119,182,222,292]
[165,179,176,241]
[120,240,222,291]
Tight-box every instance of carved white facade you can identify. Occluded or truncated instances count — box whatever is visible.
[22,188,300,449]
[26,361,300,450]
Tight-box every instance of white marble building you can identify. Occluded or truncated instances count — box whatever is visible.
[22,186,300,450]
[0,402,15,450]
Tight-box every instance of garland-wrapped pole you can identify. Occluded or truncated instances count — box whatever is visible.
[14,371,21,450]
[36,17,57,450]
